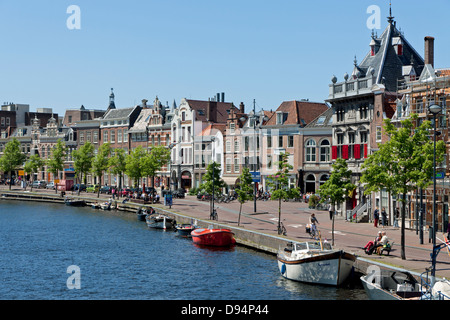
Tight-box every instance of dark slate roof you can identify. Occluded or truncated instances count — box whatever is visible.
[102,106,136,120]
[305,107,333,128]
[356,20,424,92]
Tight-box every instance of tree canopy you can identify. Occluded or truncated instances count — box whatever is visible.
[236,167,254,226]
[72,141,94,187]
[266,152,300,235]
[318,158,355,245]
[361,114,446,259]
[0,138,27,190]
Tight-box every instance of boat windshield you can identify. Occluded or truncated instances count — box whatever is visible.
[306,241,333,251]
[294,243,308,251]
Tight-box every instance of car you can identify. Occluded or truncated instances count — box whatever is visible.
[144,187,156,195]
[32,180,47,188]
[72,184,86,192]
[86,184,99,193]
[100,186,112,194]
[46,182,55,189]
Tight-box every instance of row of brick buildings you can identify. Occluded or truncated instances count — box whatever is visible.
[1,13,449,231]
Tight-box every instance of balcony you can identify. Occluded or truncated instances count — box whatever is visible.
[328,75,375,100]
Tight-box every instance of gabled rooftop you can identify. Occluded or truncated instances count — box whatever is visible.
[328,11,425,100]
[265,100,329,127]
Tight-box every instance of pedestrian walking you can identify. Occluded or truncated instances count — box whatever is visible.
[373,206,379,228]
[328,202,334,221]
[381,207,387,228]
[393,207,399,228]
[309,213,319,237]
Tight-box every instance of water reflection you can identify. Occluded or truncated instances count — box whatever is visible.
[0,200,368,300]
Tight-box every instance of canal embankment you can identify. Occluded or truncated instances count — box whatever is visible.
[1,189,445,282]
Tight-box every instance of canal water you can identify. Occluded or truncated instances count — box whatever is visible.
[0,200,368,300]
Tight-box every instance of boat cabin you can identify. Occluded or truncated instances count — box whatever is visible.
[283,241,333,254]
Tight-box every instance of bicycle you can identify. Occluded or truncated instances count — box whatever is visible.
[210,209,218,221]
[278,222,287,236]
[309,226,320,240]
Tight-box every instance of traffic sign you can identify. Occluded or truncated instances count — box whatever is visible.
[251,171,261,183]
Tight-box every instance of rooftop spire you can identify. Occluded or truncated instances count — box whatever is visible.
[387,1,395,24]
[108,88,116,109]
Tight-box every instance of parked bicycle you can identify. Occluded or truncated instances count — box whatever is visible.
[210,209,218,221]
[278,222,287,236]
[217,194,230,203]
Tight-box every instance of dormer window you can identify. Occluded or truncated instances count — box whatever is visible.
[369,36,380,56]
[276,112,286,125]
[392,37,403,56]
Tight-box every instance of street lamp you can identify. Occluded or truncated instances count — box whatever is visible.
[210,136,216,219]
[241,101,268,213]
[168,143,176,192]
[428,103,442,280]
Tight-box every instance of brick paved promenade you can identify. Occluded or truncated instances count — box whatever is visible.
[168,195,450,280]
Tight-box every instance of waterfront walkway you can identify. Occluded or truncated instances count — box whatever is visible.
[167,196,450,279]
[3,185,450,279]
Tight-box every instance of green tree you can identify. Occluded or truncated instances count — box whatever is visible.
[92,143,111,198]
[24,154,45,191]
[199,161,227,218]
[46,139,66,193]
[142,145,171,189]
[236,167,254,226]
[266,152,300,235]
[72,142,94,193]
[125,146,147,188]
[318,158,355,245]
[360,134,396,225]
[361,114,445,260]
[0,138,27,190]
[109,148,127,190]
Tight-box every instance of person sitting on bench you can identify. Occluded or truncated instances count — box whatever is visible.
[363,231,382,254]
[367,231,389,255]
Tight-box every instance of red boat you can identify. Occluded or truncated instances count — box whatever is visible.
[191,227,236,247]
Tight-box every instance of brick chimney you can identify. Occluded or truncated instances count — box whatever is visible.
[207,99,217,122]
[239,102,245,113]
[424,36,435,67]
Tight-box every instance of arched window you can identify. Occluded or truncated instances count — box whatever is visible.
[305,139,316,162]
[319,174,329,186]
[320,139,330,162]
[305,174,316,193]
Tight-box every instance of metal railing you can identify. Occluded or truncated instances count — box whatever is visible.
[419,268,450,300]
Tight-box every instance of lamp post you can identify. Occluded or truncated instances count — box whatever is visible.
[428,103,442,280]
[241,100,268,213]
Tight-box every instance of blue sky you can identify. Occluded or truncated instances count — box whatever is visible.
[1,0,450,115]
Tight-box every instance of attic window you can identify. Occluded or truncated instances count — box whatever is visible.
[316,116,326,125]
[370,37,379,56]
[392,37,403,56]
[276,112,287,125]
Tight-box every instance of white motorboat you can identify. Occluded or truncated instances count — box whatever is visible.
[99,202,111,210]
[145,213,175,230]
[360,265,450,300]
[277,241,356,286]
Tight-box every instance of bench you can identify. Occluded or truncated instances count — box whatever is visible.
[376,241,394,256]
